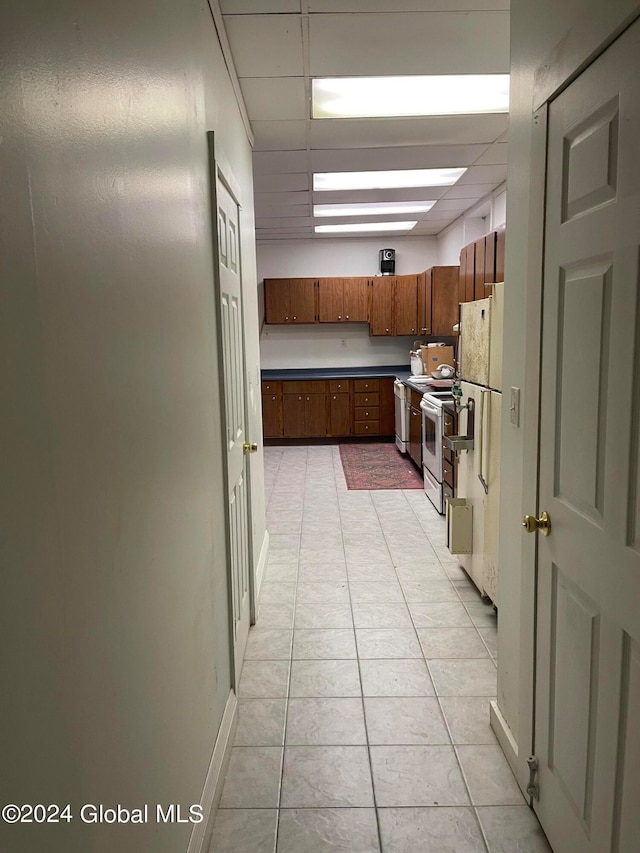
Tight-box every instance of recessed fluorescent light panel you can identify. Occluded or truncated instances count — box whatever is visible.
[314,200,436,218]
[313,168,466,192]
[312,75,510,119]
[315,221,417,234]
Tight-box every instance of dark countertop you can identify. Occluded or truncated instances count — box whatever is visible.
[261,364,409,381]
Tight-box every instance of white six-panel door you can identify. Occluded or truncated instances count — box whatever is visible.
[213,162,251,685]
[535,18,640,853]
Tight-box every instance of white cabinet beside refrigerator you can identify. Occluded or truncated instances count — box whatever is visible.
[451,283,503,604]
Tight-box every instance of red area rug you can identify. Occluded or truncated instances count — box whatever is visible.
[339,443,423,490]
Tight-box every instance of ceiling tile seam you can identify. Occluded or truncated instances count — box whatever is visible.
[301,1,317,231]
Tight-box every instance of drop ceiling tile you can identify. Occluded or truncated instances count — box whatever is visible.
[428,198,476,211]
[441,183,500,199]
[310,0,508,10]
[252,121,308,151]
[257,215,313,229]
[254,190,311,206]
[473,142,508,166]
[254,203,311,219]
[413,219,455,232]
[309,115,509,150]
[222,0,301,12]
[309,13,509,76]
[309,144,487,173]
[240,77,307,121]
[254,172,310,192]
[224,15,304,77]
[253,150,309,175]
[457,164,507,184]
[311,187,448,204]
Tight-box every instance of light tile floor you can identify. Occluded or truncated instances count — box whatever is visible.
[211,445,552,853]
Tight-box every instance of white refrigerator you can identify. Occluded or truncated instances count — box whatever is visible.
[454,283,503,604]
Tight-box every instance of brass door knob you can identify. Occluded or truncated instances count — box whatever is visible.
[522,511,551,535]
[243,442,258,454]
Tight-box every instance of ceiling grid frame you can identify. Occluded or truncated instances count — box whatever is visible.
[221,0,510,241]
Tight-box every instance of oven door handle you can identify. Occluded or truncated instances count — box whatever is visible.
[420,401,439,417]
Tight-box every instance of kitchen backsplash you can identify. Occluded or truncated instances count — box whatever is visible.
[260,323,415,369]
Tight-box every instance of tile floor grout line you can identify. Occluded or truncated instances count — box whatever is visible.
[273,446,309,852]
[336,457,384,853]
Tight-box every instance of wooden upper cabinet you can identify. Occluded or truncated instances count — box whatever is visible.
[495,225,506,282]
[474,237,486,300]
[431,266,460,335]
[264,278,290,323]
[318,277,369,323]
[418,271,432,335]
[484,231,497,282]
[264,278,316,324]
[342,277,368,322]
[462,243,476,303]
[369,277,394,336]
[394,274,419,336]
[289,278,316,323]
[318,278,344,322]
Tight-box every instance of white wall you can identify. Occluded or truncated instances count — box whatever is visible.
[258,235,439,280]
[258,235,439,368]
[437,185,507,265]
[0,1,261,851]
[497,0,640,791]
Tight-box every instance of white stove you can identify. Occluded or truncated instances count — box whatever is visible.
[420,391,455,514]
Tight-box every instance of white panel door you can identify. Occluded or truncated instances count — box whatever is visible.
[534,20,640,853]
[214,164,251,684]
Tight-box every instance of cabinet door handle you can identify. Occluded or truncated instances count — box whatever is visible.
[333,395,336,400]
[285,316,290,321]
[306,396,310,401]
[293,316,297,320]
[338,315,341,319]
[298,396,302,400]
[365,412,369,416]
[345,315,349,319]
[272,396,276,400]
[385,328,390,333]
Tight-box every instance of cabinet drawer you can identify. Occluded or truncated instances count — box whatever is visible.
[329,380,350,393]
[354,421,380,435]
[443,412,454,435]
[442,439,454,464]
[355,406,380,422]
[261,380,281,394]
[354,392,379,406]
[443,481,454,505]
[282,380,327,394]
[443,459,456,489]
[353,378,379,392]
[410,389,423,409]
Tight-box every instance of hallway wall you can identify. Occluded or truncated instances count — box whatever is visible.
[0,1,260,850]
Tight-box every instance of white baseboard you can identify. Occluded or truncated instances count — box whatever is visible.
[490,699,528,796]
[254,529,270,607]
[187,689,238,853]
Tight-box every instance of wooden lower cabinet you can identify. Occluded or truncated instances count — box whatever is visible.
[330,393,351,436]
[262,393,282,438]
[263,375,396,440]
[282,391,327,437]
